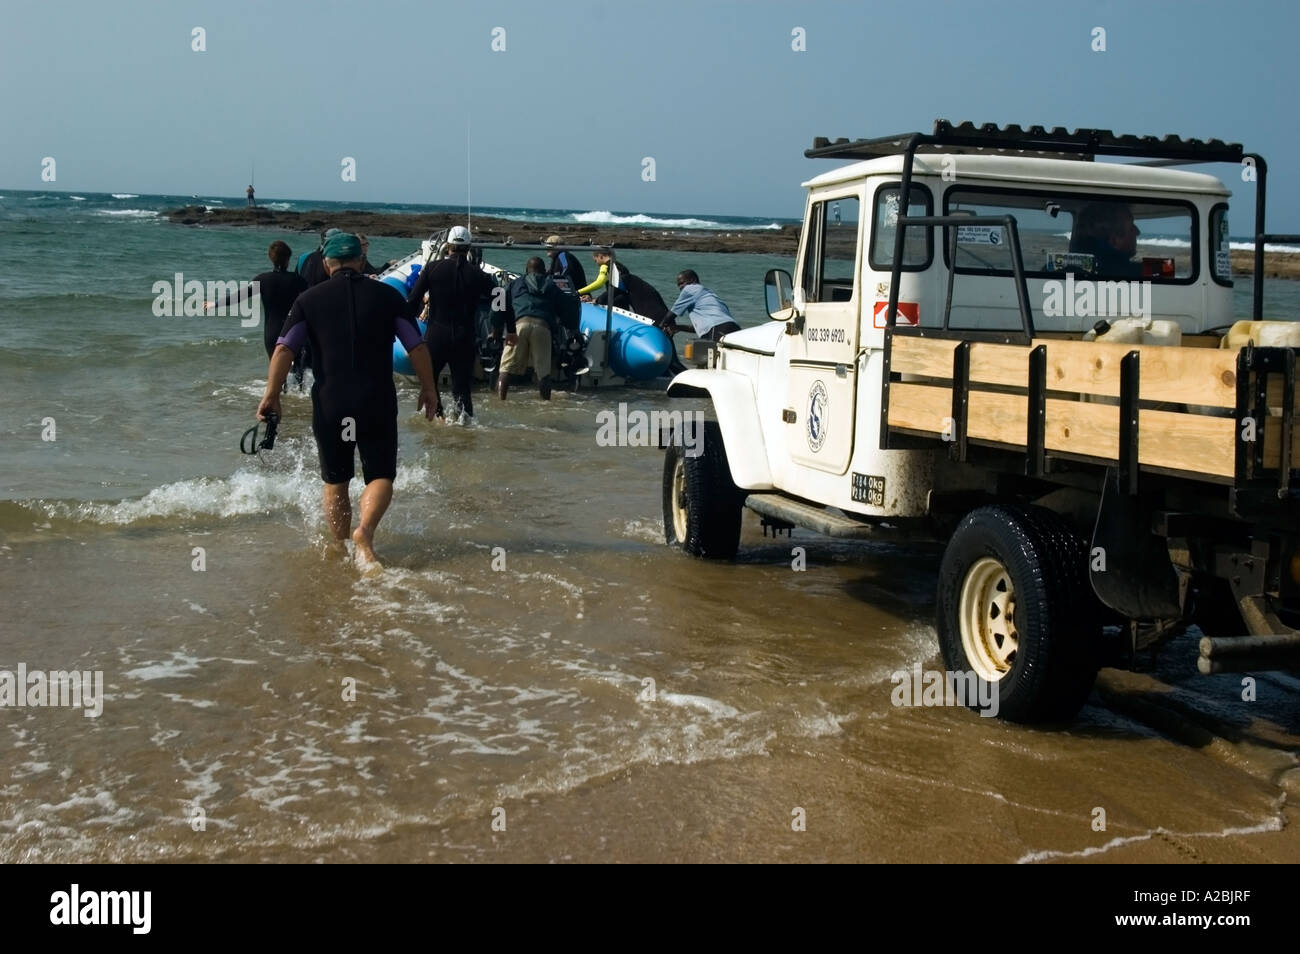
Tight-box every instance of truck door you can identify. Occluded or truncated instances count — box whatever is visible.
[785,193,861,474]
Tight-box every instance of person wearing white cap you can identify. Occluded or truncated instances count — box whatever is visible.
[403,226,506,423]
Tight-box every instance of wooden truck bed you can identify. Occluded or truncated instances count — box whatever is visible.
[886,334,1298,485]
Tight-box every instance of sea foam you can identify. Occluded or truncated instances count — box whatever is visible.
[570,210,781,230]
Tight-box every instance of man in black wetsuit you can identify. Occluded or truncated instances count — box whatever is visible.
[206,240,308,358]
[256,233,438,567]
[298,228,339,288]
[291,228,343,377]
[404,225,505,423]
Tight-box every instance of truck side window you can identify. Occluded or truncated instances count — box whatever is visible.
[800,198,860,303]
[1210,204,1232,287]
[799,202,825,302]
[870,184,933,271]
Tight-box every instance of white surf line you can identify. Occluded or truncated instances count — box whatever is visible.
[1017,814,1285,864]
[848,759,1085,824]
[852,755,1291,860]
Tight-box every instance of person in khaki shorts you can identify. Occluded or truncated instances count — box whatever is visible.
[498,256,570,400]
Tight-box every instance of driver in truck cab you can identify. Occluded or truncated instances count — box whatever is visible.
[1069,202,1142,278]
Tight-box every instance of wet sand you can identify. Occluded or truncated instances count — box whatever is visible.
[4,388,1297,864]
[5,213,1297,865]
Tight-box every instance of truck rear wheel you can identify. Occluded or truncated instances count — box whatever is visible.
[937,505,1100,723]
[662,420,743,559]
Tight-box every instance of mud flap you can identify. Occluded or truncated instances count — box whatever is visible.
[1089,469,1183,618]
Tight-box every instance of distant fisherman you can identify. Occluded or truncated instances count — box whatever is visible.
[544,234,587,294]
[257,232,438,568]
[404,225,501,423]
[660,270,741,341]
[205,240,308,357]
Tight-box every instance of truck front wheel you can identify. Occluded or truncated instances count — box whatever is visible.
[936,505,1100,723]
[662,420,743,559]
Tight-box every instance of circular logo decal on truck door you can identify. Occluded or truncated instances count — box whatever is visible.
[807,380,828,452]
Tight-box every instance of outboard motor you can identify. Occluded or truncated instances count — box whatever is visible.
[474,302,503,375]
[555,328,590,381]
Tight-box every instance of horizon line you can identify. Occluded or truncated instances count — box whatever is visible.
[0,187,800,223]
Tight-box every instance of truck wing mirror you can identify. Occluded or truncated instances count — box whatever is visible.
[765,268,798,321]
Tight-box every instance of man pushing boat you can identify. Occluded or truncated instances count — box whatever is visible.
[256,232,439,568]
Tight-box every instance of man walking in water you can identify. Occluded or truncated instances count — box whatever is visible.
[247,184,256,207]
[256,232,438,568]
[404,225,501,423]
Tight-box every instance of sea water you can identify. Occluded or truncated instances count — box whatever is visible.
[0,190,1296,862]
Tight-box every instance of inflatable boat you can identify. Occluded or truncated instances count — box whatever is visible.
[378,240,674,387]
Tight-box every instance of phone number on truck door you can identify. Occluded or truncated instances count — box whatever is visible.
[808,327,846,343]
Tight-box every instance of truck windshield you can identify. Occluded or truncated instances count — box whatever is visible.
[943,188,1196,282]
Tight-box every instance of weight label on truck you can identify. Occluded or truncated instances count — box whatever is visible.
[851,473,885,507]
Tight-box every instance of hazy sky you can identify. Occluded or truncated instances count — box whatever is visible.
[3,0,1298,225]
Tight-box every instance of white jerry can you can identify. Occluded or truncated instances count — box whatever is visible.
[1220,319,1300,350]
[1085,316,1183,346]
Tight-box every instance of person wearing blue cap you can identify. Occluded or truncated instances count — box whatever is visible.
[256,232,438,568]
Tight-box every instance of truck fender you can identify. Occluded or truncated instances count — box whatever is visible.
[666,369,773,489]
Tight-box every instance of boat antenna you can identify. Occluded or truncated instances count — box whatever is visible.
[466,116,472,235]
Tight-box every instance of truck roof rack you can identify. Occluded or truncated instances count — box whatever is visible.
[807,119,1243,165]
[821,119,1275,321]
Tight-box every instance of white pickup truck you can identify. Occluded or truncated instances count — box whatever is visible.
[661,120,1300,723]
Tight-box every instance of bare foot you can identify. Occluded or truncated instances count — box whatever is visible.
[321,538,348,560]
[351,526,381,570]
